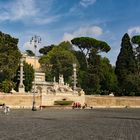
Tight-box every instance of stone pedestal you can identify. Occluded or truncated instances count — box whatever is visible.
[19,86,25,93]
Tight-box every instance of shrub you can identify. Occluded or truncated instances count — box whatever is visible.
[0,80,13,93]
[54,101,73,106]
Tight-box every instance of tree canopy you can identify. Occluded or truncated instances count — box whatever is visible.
[0,31,21,81]
[131,35,140,73]
[132,35,140,45]
[39,44,56,55]
[25,50,35,56]
[39,41,78,83]
[100,57,118,94]
[71,37,111,67]
[115,33,137,95]
[1,30,140,96]
[23,61,34,92]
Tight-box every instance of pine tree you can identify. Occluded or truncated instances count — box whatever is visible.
[115,33,137,95]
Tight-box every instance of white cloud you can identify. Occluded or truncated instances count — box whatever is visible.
[23,41,34,50]
[63,33,75,42]
[23,41,42,54]
[0,0,60,25]
[128,26,140,36]
[75,26,103,36]
[12,0,38,20]
[34,15,60,25]
[80,0,96,7]
[62,26,103,41]
[0,0,38,21]
[68,0,96,15]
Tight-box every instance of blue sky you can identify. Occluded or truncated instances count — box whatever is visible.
[0,0,140,65]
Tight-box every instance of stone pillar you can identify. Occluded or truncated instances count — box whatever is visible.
[19,56,25,93]
[73,63,77,93]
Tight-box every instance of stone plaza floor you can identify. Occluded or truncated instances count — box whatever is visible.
[0,108,140,140]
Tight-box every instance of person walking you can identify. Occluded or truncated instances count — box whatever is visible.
[2,104,10,114]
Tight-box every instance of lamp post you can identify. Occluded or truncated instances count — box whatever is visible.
[30,35,41,111]
[0,69,3,82]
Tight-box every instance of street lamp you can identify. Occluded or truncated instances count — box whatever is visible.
[0,69,3,82]
[30,35,41,111]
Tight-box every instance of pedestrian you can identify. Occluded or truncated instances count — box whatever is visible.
[2,104,10,114]
[72,102,76,109]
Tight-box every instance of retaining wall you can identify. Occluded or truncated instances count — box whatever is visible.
[1,93,140,108]
[0,93,85,108]
[0,93,41,108]
[85,95,140,108]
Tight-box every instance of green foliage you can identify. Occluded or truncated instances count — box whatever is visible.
[0,80,13,93]
[73,51,87,71]
[39,41,79,83]
[23,62,34,92]
[25,50,35,56]
[0,70,4,82]
[0,31,21,81]
[54,100,73,105]
[0,31,128,96]
[39,44,56,55]
[39,38,115,95]
[45,68,53,82]
[100,57,118,92]
[50,50,78,82]
[132,35,140,45]
[121,74,140,96]
[71,37,111,53]
[71,37,112,95]
[115,33,137,95]
[81,49,102,94]
[13,62,34,92]
[71,37,111,67]
[58,41,73,50]
[131,35,140,72]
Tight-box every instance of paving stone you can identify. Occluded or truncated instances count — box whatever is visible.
[0,108,140,140]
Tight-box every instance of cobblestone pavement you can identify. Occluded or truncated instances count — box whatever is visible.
[0,108,140,140]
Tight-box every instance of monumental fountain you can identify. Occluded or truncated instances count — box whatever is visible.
[18,53,85,107]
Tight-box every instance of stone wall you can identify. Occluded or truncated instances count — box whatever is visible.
[0,93,41,108]
[1,93,140,108]
[85,96,140,108]
[41,93,85,106]
[0,93,85,108]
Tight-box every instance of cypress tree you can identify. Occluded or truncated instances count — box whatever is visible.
[115,33,137,94]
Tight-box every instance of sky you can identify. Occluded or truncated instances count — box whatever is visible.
[0,0,140,65]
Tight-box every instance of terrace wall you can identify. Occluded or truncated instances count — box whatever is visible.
[85,96,140,108]
[0,93,140,108]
